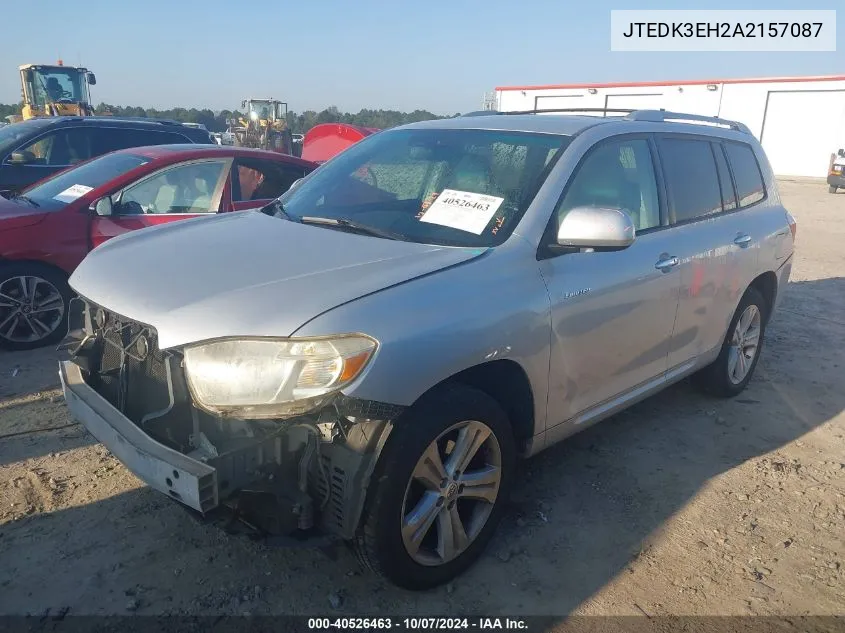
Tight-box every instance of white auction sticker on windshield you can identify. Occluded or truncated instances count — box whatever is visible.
[53,184,94,203]
[419,189,504,235]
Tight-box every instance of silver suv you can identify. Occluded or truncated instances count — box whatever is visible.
[59,109,796,589]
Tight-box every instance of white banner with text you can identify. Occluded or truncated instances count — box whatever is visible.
[610,10,836,52]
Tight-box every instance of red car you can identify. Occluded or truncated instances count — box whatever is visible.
[0,144,317,350]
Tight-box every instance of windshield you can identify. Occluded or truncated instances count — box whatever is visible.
[0,119,53,155]
[18,153,152,209]
[30,68,87,106]
[248,102,273,119]
[274,128,570,247]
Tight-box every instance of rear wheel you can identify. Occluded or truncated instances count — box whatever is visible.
[0,263,72,351]
[354,384,515,590]
[830,185,838,194]
[692,286,767,397]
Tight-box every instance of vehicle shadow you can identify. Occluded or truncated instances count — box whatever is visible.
[0,277,843,617]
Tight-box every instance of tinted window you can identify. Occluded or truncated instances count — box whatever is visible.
[711,142,737,211]
[557,138,661,231]
[658,137,722,223]
[20,153,151,208]
[118,160,228,214]
[93,127,191,154]
[233,159,305,202]
[0,119,53,155]
[724,142,766,207]
[15,127,94,166]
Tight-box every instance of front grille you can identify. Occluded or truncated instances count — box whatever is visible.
[70,298,189,437]
[95,317,172,424]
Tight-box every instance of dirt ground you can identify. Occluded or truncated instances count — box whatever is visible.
[0,179,843,620]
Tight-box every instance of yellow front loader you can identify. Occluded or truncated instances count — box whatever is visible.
[227,99,293,154]
[9,61,97,123]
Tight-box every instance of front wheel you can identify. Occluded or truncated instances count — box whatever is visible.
[354,384,515,590]
[692,286,767,397]
[830,185,838,194]
[0,264,72,351]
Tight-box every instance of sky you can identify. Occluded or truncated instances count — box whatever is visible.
[2,0,843,115]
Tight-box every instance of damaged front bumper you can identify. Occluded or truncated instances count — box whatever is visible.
[58,297,402,541]
[60,360,219,513]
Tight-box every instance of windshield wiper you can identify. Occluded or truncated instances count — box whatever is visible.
[10,192,40,207]
[263,199,297,221]
[299,216,404,241]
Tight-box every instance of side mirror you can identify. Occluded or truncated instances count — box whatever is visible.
[7,151,33,166]
[838,149,844,158]
[90,196,113,217]
[86,72,96,86]
[556,206,636,252]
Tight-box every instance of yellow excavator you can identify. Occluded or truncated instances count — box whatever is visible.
[227,98,293,154]
[7,61,97,123]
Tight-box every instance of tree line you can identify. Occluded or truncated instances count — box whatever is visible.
[0,102,457,134]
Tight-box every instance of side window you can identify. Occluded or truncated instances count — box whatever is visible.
[557,138,661,232]
[233,159,305,202]
[93,128,189,154]
[711,142,737,211]
[724,142,766,207]
[117,160,228,215]
[657,137,722,223]
[16,128,93,166]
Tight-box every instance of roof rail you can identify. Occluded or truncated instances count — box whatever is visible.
[92,116,185,126]
[501,107,635,116]
[461,110,503,117]
[624,110,752,134]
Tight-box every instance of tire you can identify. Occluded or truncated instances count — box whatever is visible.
[0,263,72,351]
[830,185,838,194]
[354,384,515,590]
[692,286,767,398]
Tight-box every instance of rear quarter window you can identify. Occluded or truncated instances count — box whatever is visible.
[657,136,723,223]
[724,142,766,207]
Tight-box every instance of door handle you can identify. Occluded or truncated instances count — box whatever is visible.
[655,256,679,271]
[734,233,752,247]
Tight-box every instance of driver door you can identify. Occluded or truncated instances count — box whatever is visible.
[3,127,94,192]
[541,135,681,431]
[90,158,231,248]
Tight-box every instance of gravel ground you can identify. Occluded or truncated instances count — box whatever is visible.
[0,179,843,620]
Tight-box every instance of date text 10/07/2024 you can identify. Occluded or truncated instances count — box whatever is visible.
[307,617,529,630]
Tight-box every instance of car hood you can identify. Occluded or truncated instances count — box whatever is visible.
[70,211,488,349]
[0,198,49,229]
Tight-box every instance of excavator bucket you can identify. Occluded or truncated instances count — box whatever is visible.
[301,123,380,163]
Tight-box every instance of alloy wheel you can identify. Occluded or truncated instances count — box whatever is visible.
[0,275,66,344]
[401,420,502,567]
[727,304,761,385]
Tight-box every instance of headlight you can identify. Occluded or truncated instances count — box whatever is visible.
[183,336,377,419]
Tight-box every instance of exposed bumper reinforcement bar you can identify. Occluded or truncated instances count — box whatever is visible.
[59,360,219,513]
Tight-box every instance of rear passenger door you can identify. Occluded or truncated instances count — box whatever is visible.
[655,134,762,372]
[228,157,309,211]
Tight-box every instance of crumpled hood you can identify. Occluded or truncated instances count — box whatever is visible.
[0,199,49,230]
[70,211,487,349]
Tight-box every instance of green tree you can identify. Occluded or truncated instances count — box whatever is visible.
[1,102,449,134]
